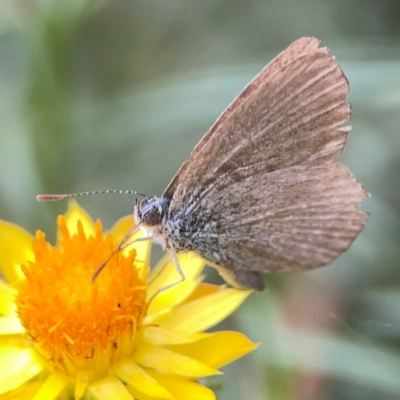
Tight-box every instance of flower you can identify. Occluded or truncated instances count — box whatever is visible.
[0,201,257,399]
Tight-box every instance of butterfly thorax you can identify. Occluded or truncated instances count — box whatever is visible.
[162,203,217,252]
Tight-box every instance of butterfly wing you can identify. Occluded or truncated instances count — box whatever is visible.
[164,37,350,208]
[162,37,366,284]
[163,36,322,199]
[189,163,366,276]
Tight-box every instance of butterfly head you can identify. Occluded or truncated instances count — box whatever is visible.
[134,197,169,228]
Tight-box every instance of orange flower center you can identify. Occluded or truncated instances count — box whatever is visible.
[16,216,148,378]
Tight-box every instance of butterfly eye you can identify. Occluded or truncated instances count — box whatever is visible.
[143,209,161,226]
[137,198,162,226]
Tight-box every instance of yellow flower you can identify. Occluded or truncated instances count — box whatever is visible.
[0,201,257,400]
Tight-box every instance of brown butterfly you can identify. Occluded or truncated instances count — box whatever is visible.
[39,37,367,291]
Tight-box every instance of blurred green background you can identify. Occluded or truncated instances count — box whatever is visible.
[1,0,400,399]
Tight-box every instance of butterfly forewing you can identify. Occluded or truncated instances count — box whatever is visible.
[163,37,322,199]
[167,47,351,212]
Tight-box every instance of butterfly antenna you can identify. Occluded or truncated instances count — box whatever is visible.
[36,190,147,202]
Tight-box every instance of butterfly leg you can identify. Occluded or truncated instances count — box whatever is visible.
[147,253,186,304]
[148,253,173,284]
[156,254,185,290]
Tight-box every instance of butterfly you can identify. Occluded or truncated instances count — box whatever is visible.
[39,37,367,291]
[132,37,367,291]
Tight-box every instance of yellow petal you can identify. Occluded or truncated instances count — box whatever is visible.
[61,200,95,239]
[133,342,221,378]
[142,326,210,346]
[147,370,216,400]
[0,381,42,400]
[126,385,167,400]
[147,277,203,318]
[0,316,25,335]
[88,376,134,400]
[0,220,33,284]
[0,335,26,349]
[0,348,43,394]
[112,357,174,399]
[146,288,251,332]
[75,369,89,400]
[32,372,69,400]
[0,280,17,316]
[147,253,204,314]
[110,215,151,265]
[166,331,258,368]
[183,283,224,303]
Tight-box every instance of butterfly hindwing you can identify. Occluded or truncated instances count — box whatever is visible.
[190,163,366,274]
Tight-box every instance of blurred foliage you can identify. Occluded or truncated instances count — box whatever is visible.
[1,0,400,399]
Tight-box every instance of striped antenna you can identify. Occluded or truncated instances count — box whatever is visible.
[36,190,147,202]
